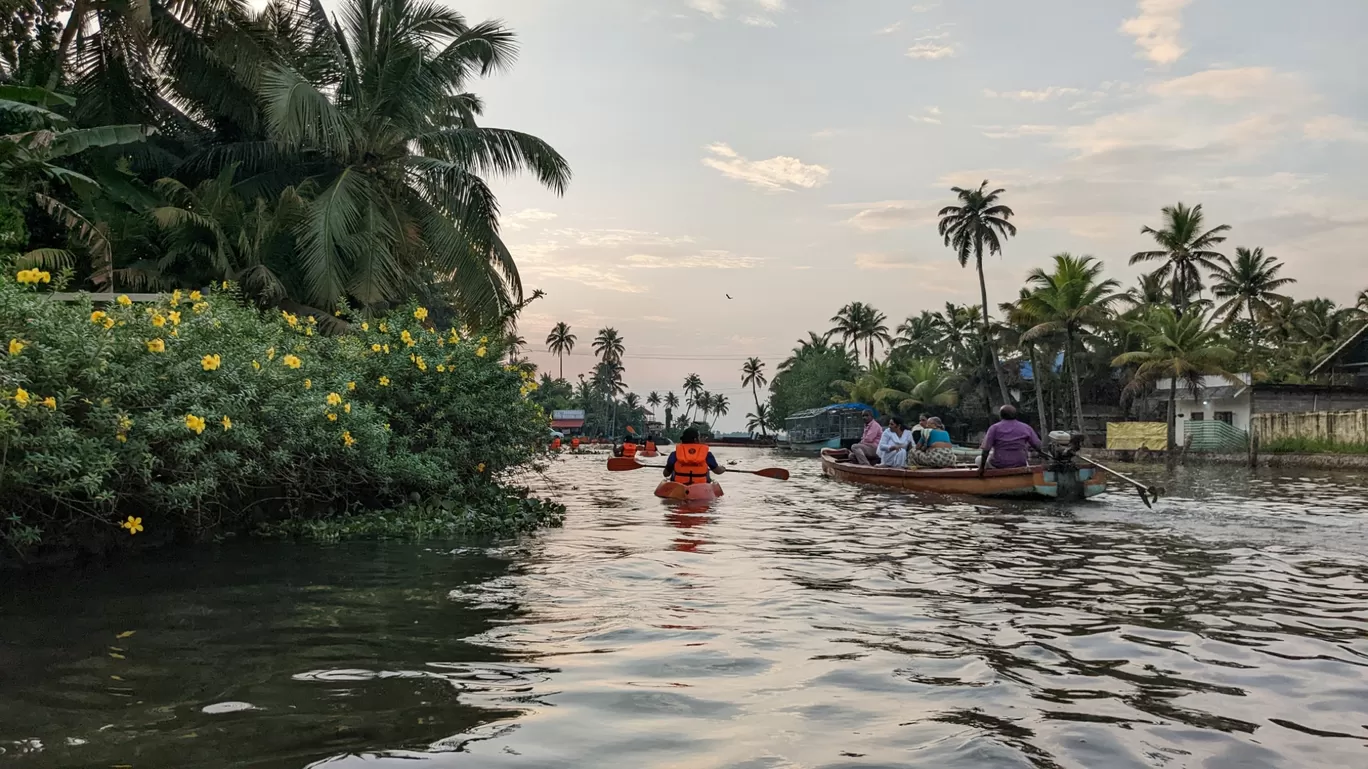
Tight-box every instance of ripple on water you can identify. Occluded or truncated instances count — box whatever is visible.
[2,451,1368,768]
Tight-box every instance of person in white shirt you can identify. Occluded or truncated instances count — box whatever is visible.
[877,416,913,468]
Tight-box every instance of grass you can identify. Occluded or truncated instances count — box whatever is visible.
[1261,437,1368,455]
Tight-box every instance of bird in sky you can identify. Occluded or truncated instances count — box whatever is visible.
[725,294,733,299]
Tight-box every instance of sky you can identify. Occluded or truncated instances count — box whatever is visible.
[441,0,1368,431]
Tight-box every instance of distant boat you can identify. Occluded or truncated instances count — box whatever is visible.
[783,403,878,451]
[820,448,1108,501]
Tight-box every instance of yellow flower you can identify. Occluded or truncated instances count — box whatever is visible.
[41,396,56,410]
[252,360,261,371]
[415,355,427,371]
[201,354,222,371]
[379,322,388,333]
[170,289,182,307]
[346,381,356,391]
[342,430,356,447]
[304,378,312,390]
[436,364,446,373]
[118,415,134,431]
[326,392,342,406]
[282,354,301,369]
[371,343,382,352]
[189,290,202,301]
[221,415,232,431]
[185,414,206,434]
[334,310,342,316]
[448,330,461,344]
[103,316,115,330]
[16,269,51,285]
[327,412,338,421]
[382,344,390,354]
[117,294,132,307]
[361,322,370,331]
[146,338,166,353]
[8,338,24,356]
[170,329,178,337]
[116,434,128,443]
[305,327,314,336]
[343,402,351,414]
[151,314,166,327]
[400,329,415,347]
[122,516,143,535]
[90,310,108,325]
[476,346,487,357]
[13,387,31,407]
[379,376,390,386]
[307,315,317,326]
[221,281,230,290]
[168,311,181,325]
[383,422,391,431]
[437,337,445,347]
[192,301,209,314]
[414,307,429,321]
[476,462,486,473]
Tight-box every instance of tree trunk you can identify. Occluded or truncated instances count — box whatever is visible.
[1032,348,1049,436]
[751,383,767,437]
[1067,329,1086,438]
[558,352,564,380]
[48,0,87,92]
[1167,375,1178,453]
[976,249,1011,408]
[665,407,673,430]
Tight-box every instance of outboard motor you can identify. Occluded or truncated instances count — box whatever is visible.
[1044,431,1087,502]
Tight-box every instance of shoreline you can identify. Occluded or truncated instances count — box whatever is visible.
[1087,448,1368,470]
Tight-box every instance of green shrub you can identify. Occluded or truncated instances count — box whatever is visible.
[0,270,555,559]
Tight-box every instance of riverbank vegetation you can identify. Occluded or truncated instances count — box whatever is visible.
[0,0,570,562]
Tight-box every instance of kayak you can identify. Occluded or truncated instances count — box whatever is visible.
[654,481,724,502]
[639,450,659,458]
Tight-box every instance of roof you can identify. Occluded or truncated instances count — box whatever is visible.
[785,402,879,420]
[1310,321,1368,375]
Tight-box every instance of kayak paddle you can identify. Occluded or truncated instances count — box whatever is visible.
[606,457,789,480]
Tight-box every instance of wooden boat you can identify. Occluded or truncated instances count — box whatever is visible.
[655,481,724,502]
[820,448,1107,500]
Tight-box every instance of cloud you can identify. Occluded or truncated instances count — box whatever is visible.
[502,208,559,231]
[689,0,725,19]
[624,250,765,269]
[876,21,902,35]
[1147,67,1284,102]
[911,106,942,124]
[1303,115,1368,143]
[906,36,955,59]
[641,315,675,323]
[835,200,940,231]
[811,128,841,139]
[702,142,830,191]
[539,264,648,293]
[983,86,1083,102]
[687,0,782,24]
[1120,0,1190,65]
[740,15,776,27]
[977,124,1058,139]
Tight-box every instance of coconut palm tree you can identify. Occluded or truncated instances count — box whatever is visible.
[937,180,1016,406]
[592,327,625,363]
[709,393,729,431]
[664,391,680,429]
[740,356,768,435]
[834,359,959,417]
[746,404,772,437]
[894,311,940,360]
[646,391,661,421]
[827,302,891,367]
[681,373,703,422]
[198,0,571,321]
[1019,254,1122,437]
[504,332,526,364]
[694,390,712,427]
[546,322,575,380]
[1210,247,1295,325]
[1002,290,1055,434]
[1113,307,1238,453]
[1131,202,1230,317]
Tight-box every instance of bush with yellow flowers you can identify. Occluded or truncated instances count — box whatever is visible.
[0,271,559,562]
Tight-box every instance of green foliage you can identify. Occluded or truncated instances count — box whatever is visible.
[0,271,551,559]
[769,335,858,422]
[258,485,565,541]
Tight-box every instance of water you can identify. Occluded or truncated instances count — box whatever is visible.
[3,449,1368,768]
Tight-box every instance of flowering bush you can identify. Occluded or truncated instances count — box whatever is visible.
[0,273,556,560]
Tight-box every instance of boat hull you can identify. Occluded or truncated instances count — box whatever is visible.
[655,481,724,502]
[820,449,1107,500]
[640,450,659,458]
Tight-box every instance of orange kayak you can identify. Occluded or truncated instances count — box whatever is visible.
[639,450,659,458]
[654,481,724,502]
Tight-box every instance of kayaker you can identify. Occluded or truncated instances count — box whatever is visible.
[621,434,639,458]
[664,427,726,486]
[644,435,657,454]
[850,409,883,466]
[978,404,1042,476]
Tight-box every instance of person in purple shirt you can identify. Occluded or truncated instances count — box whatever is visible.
[850,409,883,465]
[978,404,1042,475]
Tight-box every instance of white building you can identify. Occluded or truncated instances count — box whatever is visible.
[1154,374,1252,442]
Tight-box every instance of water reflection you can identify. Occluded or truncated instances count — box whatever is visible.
[3,452,1368,768]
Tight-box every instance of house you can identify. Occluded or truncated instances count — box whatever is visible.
[551,409,586,437]
[1309,321,1368,386]
[1155,374,1252,451]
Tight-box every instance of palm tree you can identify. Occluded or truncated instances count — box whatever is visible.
[694,390,713,427]
[746,404,772,437]
[938,180,1017,406]
[1002,290,1054,435]
[709,393,729,431]
[546,322,576,380]
[646,391,661,421]
[1019,254,1121,437]
[894,311,940,360]
[664,391,680,430]
[1210,247,1295,325]
[827,302,891,367]
[593,359,626,435]
[1131,202,1230,317]
[681,373,703,422]
[833,360,959,417]
[1357,289,1368,315]
[1113,307,1238,453]
[204,0,571,320]
[504,333,526,364]
[592,327,625,363]
[741,357,768,436]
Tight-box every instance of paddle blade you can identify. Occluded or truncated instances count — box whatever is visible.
[752,467,790,481]
[606,457,643,471]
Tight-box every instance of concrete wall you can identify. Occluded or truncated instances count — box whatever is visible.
[1252,388,1368,414]
[1252,409,1368,446]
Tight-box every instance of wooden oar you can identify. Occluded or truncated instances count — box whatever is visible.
[1078,453,1161,509]
[606,456,789,480]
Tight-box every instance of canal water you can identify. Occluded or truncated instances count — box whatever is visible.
[3,448,1368,768]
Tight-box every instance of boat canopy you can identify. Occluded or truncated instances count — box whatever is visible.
[784,403,879,445]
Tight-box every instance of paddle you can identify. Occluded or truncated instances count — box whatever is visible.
[606,456,790,480]
[1078,453,1162,509]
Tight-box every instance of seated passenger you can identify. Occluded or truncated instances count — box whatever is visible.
[978,405,1042,474]
[878,416,913,468]
[909,416,956,468]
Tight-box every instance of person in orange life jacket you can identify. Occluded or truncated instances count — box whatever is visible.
[621,434,638,458]
[663,427,726,485]
[644,435,657,454]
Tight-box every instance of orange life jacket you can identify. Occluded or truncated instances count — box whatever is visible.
[570,438,580,449]
[551,437,561,450]
[672,443,711,485]
[645,440,656,453]
[622,442,638,458]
